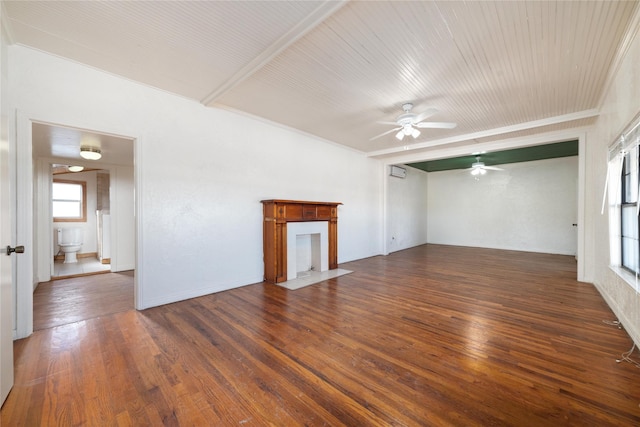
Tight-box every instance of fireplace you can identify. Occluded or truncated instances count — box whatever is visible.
[261,200,341,284]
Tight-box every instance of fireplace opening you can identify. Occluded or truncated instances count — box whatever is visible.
[296,233,321,278]
[286,222,329,281]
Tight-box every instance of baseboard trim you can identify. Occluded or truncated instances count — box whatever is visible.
[52,269,111,281]
[54,252,98,261]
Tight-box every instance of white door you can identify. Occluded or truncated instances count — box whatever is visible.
[0,108,13,404]
[0,5,15,403]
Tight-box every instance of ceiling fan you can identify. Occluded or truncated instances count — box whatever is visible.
[469,155,503,176]
[370,103,457,141]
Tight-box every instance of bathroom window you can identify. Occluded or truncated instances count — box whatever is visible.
[52,180,87,222]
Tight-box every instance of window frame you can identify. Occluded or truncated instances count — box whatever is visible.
[606,115,640,291]
[52,179,87,223]
[620,150,639,275]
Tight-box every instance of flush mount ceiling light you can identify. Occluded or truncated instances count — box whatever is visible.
[80,146,101,160]
[67,165,84,172]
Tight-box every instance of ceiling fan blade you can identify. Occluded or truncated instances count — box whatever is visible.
[483,166,503,171]
[413,108,438,124]
[376,121,401,125]
[416,121,457,129]
[369,127,401,141]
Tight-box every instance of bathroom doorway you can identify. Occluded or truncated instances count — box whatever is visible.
[51,165,112,279]
[26,122,136,336]
[31,122,135,285]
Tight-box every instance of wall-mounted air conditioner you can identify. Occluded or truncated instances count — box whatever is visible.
[389,165,406,178]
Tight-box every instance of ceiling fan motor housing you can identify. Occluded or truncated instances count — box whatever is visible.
[397,113,416,125]
[401,103,414,112]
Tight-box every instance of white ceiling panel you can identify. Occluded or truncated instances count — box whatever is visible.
[217,1,637,153]
[5,0,638,160]
[5,0,334,99]
[31,122,134,167]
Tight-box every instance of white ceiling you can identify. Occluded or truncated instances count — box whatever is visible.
[31,122,134,167]
[5,0,638,162]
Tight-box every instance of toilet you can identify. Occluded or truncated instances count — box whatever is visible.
[57,227,83,263]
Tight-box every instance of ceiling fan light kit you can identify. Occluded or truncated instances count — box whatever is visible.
[469,155,503,176]
[67,165,84,172]
[395,124,420,140]
[470,167,486,176]
[80,146,102,160]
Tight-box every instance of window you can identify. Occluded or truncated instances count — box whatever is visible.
[620,146,639,274]
[606,116,640,290]
[53,180,87,222]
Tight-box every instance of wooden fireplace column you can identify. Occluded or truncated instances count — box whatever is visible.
[261,200,341,284]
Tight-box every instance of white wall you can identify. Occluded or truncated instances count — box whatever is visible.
[9,46,383,309]
[589,22,640,345]
[386,166,429,253]
[111,166,135,272]
[427,156,578,255]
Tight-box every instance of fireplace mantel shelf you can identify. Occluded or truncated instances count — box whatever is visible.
[261,200,341,284]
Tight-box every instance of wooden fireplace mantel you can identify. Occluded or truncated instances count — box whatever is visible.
[261,199,342,284]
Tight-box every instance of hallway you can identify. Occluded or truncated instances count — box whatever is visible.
[33,271,134,330]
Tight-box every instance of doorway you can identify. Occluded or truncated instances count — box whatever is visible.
[13,116,137,339]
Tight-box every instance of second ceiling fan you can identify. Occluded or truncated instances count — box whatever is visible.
[371,103,457,141]
[469,155,503,176]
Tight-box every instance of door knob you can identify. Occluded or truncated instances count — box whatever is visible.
[6,245,24,255]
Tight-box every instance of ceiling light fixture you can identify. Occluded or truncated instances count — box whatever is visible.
[395,123,420,141]
[68,165,84,172]
[80,146,101,160]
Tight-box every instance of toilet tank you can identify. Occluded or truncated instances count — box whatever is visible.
[58,227,83,245]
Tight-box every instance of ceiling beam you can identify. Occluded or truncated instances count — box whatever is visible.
[380,128,590,167]
[201,0,347,107]
[366,109,600,158]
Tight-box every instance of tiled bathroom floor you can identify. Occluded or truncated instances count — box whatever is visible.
[53,257,111,278]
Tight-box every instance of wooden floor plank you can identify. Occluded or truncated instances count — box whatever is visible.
[3,244,640,425]
[33,271,134,331]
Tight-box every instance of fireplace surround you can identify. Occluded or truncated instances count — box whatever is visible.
[261,199,341,284]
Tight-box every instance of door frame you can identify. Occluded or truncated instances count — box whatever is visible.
[14,111,33,339]
[14,110,142,339]
[380,129,587,283]
[36,158,128,281]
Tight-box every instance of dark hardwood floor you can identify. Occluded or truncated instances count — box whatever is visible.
[3,244,640,425]
[33,270,134,330]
